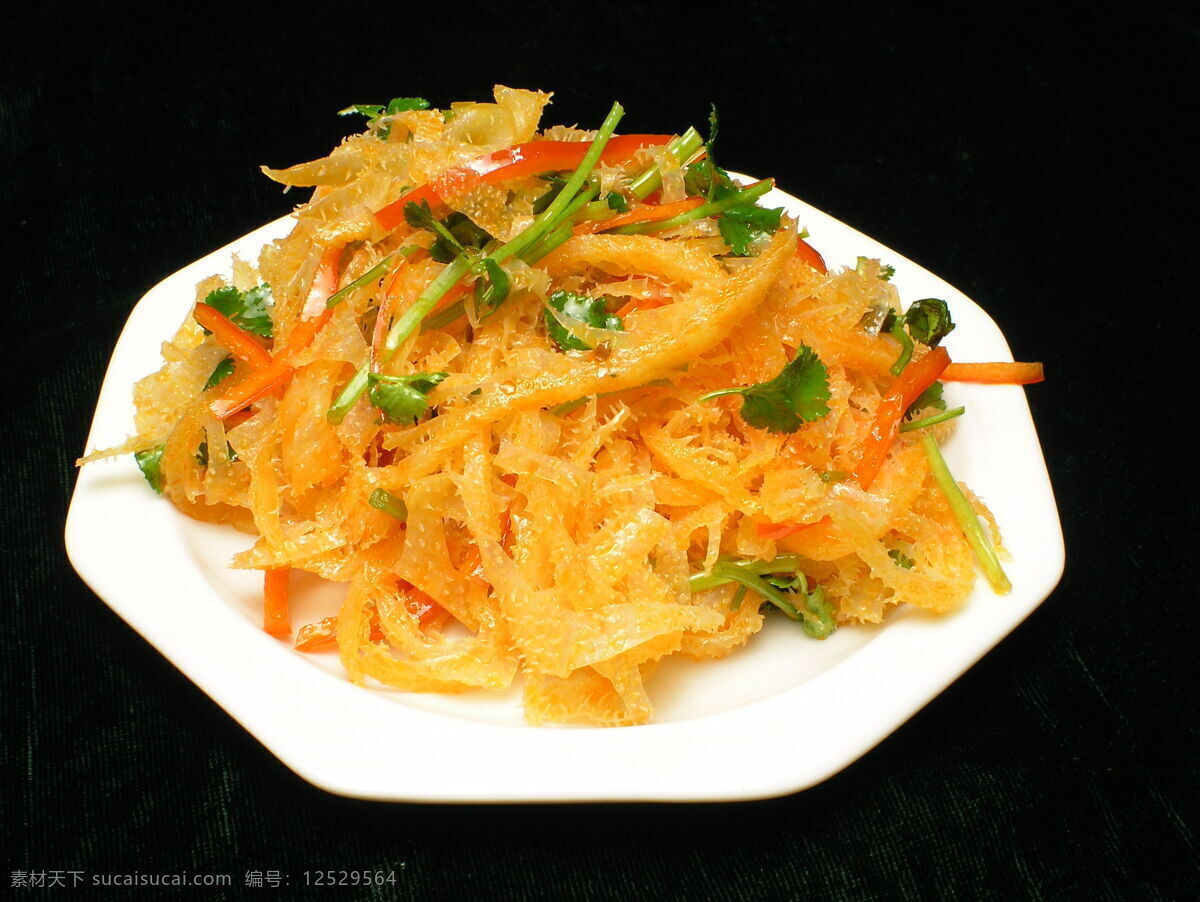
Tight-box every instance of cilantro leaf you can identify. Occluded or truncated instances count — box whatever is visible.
[545,290,624,351]
[405,203,492,264]
[473,258,510,316]
[856,256,896,281]
[904,298,955,347]
[134,444,165,494]
[367,371,448,424]
[906,381,946,416]
[339,103,385,120]
[683,158,737,200]
[684,105,731,201]
[700,345,831,434]
[203,284,273,339]
[606,192,629,213]
[204,356,235,391]
[405,201,464,261]
[445,213,492,254]
[889,549,915,569]
[384,97,430,114]
[339,97,431,139]
[195,440,239,468]
[718,202,784,256]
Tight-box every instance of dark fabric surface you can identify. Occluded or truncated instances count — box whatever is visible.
[4,1,1197,899]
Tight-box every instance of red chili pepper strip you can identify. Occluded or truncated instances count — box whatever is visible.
[942,362,1044,385]
[795,237,827,273]
[209,245,344,420]
[854,347,952,490]
[192,303,273,369]
[374,135,674,231]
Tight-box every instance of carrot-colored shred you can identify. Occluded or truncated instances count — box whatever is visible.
[942,362,1044,384]
[263,567,291,638]
[854,347,952,490]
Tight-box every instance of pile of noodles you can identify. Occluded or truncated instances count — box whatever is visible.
[83,87,995,725]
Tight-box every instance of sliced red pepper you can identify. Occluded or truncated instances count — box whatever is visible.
[209,245,344,420]
[942,362,1044,385]
[374,134,674,231]
[795,237,827,273]
[192,303,273,369]
[854,347,952,490]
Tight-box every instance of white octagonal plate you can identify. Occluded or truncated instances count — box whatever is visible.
[66,181,1064,802]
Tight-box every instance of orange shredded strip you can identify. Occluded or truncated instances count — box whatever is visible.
[755,515,832,542]
[295,605,403,652]
[192,303,273,369]
[294,615,338,651]
[614,295,669,318]
[573,197,704,235]
[942,362,1044,384]
[854,347,951,490]
[400,583,451,630]
[210,245,344,420]
[263,567,291,638]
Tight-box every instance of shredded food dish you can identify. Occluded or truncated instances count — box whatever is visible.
[80,87,1044,726]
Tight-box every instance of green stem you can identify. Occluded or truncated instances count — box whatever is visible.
[889,320,914,375]
[524,219,576,262]
[548,396,589,417]
[327,366,370,424]
[696,387,746,403]
[614,179,774,235]
[486,103,624,267]
[327,105,624,423]
[628,127,704,200]
[384,255,473,356]
[900,406,966,432]
[572,126,706,223]
[326,246,421,309]
[710,564,802,620]
[919,433,1011,594]
[687,555,807,618]
[420,189,597,334]
[421,299,466,331]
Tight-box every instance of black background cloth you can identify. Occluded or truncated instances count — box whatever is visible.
[4,1,1197,899]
